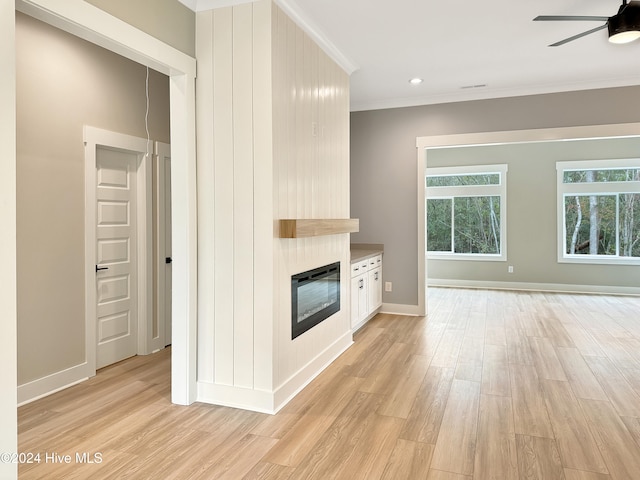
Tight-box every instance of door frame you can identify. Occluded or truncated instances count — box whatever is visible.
[154,141,172,351]
[84,126,153,372]
[15,0,198,405]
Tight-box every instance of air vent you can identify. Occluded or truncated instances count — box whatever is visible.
[461,84,487,89]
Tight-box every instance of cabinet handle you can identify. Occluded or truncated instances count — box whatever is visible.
[359,279,364,289]
[375,272,378,281]
[354,267,359,271]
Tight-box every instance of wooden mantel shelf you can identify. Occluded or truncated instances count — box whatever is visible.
[279,219,359,238]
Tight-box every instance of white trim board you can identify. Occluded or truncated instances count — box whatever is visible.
[380,303,422,316]
[0,5,17,479]
[428,279,640,297]
[17,363,90,406]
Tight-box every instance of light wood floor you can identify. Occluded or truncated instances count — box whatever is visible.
[18,288,640,480]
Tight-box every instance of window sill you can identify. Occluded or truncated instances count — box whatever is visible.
[558,255,640,266]
[427,253,506,262]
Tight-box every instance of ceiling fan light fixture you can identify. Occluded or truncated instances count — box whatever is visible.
[608,9,640,43]
[608,29,640,43]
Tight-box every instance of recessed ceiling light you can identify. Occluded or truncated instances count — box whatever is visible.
[409,78,423,85]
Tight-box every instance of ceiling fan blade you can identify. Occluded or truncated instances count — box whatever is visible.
[549,24,608,46]
[534,15,610,22]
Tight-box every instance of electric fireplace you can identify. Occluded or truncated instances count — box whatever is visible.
[291,262,340,339]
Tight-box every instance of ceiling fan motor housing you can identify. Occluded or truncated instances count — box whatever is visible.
[608,2,640,42]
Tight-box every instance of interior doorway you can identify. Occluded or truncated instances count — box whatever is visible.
[85,127,171,371]
[16,0,197,409]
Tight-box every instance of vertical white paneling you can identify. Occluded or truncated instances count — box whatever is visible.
[212,7,235,386]
[232,3,255,388]
[302,34,312,223]
[195,0,350,411]
[274,4,289,387]
[311,38,319,219]
[253,0,274,392]
[320,50,329,217]
[294,23,303,226]
[270,3,351,389]
[196,10,215,384]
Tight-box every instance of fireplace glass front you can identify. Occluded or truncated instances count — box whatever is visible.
[291,262,340,339]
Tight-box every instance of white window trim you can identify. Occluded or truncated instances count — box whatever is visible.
[557,158,640,265]
[426,163,508,261]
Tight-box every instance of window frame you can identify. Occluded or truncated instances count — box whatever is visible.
[426,163,508,261]
[556,158,640,265]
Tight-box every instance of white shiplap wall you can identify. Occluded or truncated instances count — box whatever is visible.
[196,0,350,413]
[271,3,351,405]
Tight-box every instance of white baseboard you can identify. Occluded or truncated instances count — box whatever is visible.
[196,382,278,414]
[377,281,640,320]
[197,330,354,414]
[273,330,353,412]
[380,303,422,316]
[351,307,382,333]
[18,362,93,406]
[428,279,640,296]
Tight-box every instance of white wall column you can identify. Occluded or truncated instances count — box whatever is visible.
[0,1,18,478]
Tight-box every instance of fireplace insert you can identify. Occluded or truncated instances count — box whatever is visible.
[291,262,340,339]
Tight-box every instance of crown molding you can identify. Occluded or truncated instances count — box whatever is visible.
[273,0,358,75]
[350,76,640,112]
[180,0,358,74]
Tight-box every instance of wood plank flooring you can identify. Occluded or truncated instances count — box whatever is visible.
[18,288,640,479]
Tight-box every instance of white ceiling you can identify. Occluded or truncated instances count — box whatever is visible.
[181,0,640,111]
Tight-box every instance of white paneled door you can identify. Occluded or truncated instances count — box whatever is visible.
[95,146,139,369]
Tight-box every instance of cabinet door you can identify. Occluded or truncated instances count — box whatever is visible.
[350,276,361,327]
[358,274,369,323]
[368,267,382,313]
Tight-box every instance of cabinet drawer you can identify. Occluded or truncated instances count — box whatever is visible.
[351,260,369,277]
[368,254,382,269]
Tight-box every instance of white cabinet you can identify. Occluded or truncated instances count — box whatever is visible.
[368,267,382,313]
[351,274,368,325]
[350,254,382,330]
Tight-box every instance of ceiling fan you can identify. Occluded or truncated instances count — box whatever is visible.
[534,0,640,46]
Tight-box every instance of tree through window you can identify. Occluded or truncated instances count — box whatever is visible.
[557,160,640,264]
[426,165,507,260]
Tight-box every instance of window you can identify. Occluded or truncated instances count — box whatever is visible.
[426,164,507,260]
[557,159,640,264]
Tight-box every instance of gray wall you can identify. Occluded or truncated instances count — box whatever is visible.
[16,12,170,385]
[350,87,640,307]
[85,0,195,56]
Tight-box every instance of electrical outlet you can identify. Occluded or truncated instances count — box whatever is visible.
[508,265,514,273]
[385,282,392,292]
